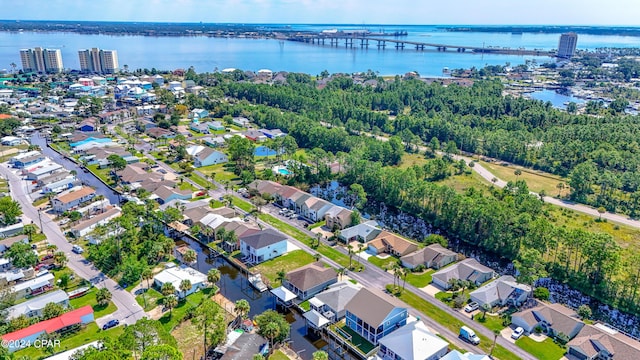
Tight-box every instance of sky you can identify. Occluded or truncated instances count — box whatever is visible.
[3,0,639,25]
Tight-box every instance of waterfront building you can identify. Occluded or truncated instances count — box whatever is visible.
[558,32,578,58]
[78,48,119,74]
[19,47,64,73]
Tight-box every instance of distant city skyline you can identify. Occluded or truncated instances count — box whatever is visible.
[3,0,639,26]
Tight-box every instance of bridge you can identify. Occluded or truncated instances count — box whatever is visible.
[284,34,555,57]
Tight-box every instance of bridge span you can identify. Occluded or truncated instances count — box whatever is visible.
[284,34,555,57]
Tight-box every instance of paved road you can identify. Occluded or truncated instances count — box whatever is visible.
[0,164,145,327]
[139,149,534,359]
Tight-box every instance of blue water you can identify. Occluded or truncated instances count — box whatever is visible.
[528,89,586,109]
[0,26,638,76]
[254,146,277,157]
[278,168,291,175]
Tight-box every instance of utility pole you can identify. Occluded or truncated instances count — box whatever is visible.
[38,208,43,231]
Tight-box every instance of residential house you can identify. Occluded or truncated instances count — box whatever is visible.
[10,151,44,169]
[1,306,94,353]
[24,164,63,180]
[70,206,122,237]
[324,206,353,230]
[308,281,361,323]
[77,118,98,132]
[51,187,96,213]
[194,148,228,167]
[431,258,496,290]
[283,262,337,300]
[232,117,250,127]
[11,272,55,299]
[153,265,207,298]
[42,176,78,193]
[202,136,226,147]
[147,127,174,139]
[400,244,458,270]
[248,180,282,197]
[301,198,334,222]
[1,136,22,146]
[0,235,28,254]
[243,129,267,142]
[190,122,210,134]
[0,268,30,286]
[153,185,192,204]
[511,302,584,339]
[239,229,288,264]
[117,163,161,184]
[259,128,286,139]
[219,221,260,251]
[440,350,491,360]
[207,121,225,131]
[345,287,408,345]
[368,231,419,257]
[190,109,209,119]
[568,324,640,360]
[6,290,69,320]
[376,320,449,360]
[469,275,531,308]
[339,220,382,243]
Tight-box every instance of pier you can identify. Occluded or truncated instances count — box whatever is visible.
[286,34,555,57]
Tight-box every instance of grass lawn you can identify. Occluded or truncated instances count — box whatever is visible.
[253,250,316,287]
[232,196,255,213]
[269,350,290,360]
[308,220,325,229]
[178,181,198,191]
[436,171,492,196]
[368,255,399,270]
[404,270,434,288]
[158,287,214,331]
[299,300,311,311]
[86,164,114,186]
[136,288,164,311]
[172,320,206,360]
[474,313,507,333]
[389,287,519,360]
[13,322,124,359]
[516,336,566,360]
[197,163,239,183]
[478,160,565,195]
[69,288,118,318]
[187,173,210,189]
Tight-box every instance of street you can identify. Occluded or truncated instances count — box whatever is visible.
[0,163,145,327]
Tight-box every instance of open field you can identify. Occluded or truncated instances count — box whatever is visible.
[253,250,316,287]
[478,160,565,195]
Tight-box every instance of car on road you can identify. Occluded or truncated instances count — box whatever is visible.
[464,302,479,313]
[72,245,84,254]
[511,327,524,340]
[102,319,119,330]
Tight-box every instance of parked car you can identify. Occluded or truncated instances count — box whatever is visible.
[40,254,54,261]
[72,245,84,254]
[102,319,120,330]
[511,327,524,340]
[464,302,479,313]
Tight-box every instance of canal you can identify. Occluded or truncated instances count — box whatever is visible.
[177,235,327,360]
[30,132,121,204]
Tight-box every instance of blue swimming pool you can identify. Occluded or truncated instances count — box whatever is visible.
[254,146,277,157]
[278,168,291,175]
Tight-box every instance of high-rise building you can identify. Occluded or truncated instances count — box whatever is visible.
[78,48,119,74]
[557,32,578,59]
[19,47,64,73]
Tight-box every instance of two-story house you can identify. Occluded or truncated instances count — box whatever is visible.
[306,281,361,327]
[51,186,96,213]
[239,229,288,264]
[344,288,408,345]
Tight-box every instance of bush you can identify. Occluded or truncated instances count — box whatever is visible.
[533,287,550,300]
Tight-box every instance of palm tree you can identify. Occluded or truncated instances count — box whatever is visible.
[336,267,346,281]
[481,303,492,320]
[514,169,522,180]
[557,182,565,197]
[179,279,192,299]
[161,282,176,297]
[182,249,197,265]
[357,243,365,265]
[207,268,221,289]
[142,268,153,290]
[53,251,67,268]
[313,253,321,262]
[96,288,112,307]
[490,329,500,357]
[262,322,280,354]
[164,294,178,316]
[276,270,287,286]
[312,350,329,360]
[347,244,354,269]
[234,299,250,319]
[46,244,58,256]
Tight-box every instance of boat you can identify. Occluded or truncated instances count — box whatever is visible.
[248,273,268,292]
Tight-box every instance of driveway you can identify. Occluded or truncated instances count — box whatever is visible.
[0,163,145,327]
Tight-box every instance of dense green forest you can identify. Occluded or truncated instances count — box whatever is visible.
[177,71,640,314]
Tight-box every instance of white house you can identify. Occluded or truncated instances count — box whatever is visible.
[51,187,96,213]
[239,229,288,264]
[70,206,122,237]
[377,320,449,360]
[440,350,491,360]
[6,289,69,320]
[469,275,531,308]
[153,265,207,298]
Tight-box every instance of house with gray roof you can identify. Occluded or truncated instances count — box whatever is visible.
[400,243,458,270]
[193,147,228,168]
[469,275,531,308]
[6,289,69,320]
[339,220,382,243]
[431,258,495,290]
[568,324,640,360]
[308,281,361,323]
[512,302,584,339]
[345,288,408,346]
[239,229,288,264]
[283,262,337,300]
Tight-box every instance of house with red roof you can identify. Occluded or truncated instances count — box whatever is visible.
[2,306,94,352]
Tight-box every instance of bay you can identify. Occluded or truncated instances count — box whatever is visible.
[0,25,638,76]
